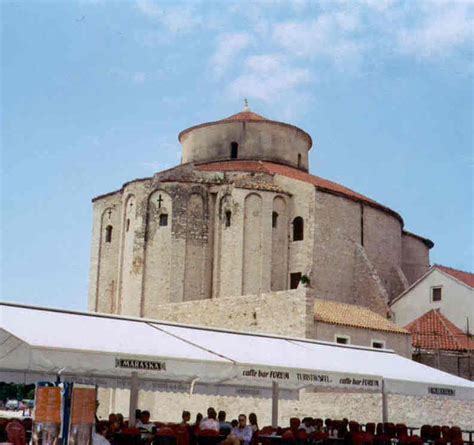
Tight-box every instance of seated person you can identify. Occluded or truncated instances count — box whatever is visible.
[225,414,253,445]
[136,411,155,432]
[93,423,111,445]
[199,407,219,432]
[180,411,191,427]
[248,414,258,433]
[218,411,232,435]
[300,418,315,433]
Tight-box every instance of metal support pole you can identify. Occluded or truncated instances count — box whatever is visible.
[381,379,388,423]
[271,381,279,428]
[129,372,139,427]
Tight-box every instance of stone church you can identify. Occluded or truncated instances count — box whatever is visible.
[88,105,433,320]
[89,106,472,427]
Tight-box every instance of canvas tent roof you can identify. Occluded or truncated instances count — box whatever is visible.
[1,302,473,400]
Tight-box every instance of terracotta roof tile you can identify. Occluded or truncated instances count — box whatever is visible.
[196,160,403,222]
[314,299,409,334]
[406,309,474,351]
[223,111,267,122]
[434,265,474,288]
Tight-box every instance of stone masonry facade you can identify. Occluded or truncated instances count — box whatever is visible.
[89,163,431,319]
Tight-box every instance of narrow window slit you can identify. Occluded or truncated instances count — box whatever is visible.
[272,211,279,228]
[225,211,232,227]
[293,217,304,241]
[230,142,238,159]
[105,225,113,243]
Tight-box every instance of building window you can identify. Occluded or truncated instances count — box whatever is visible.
[105,225,113,243]
[371,340,385,349]
[431,287,442,302]
[297,153,302,168]
[230,142,238,159]
[335,335,350,345]
[292,216,304,241]
[126,218,130,232]
[272,211,279,228]
[225,210,232,228]
[159,214,168,227]
[290,272,302,289]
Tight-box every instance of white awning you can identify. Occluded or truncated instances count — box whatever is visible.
[1,302,473,400]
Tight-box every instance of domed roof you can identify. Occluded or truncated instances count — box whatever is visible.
[178,105,312,148]
[222,110,268,122]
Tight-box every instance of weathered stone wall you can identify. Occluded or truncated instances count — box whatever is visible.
[142,190,173,313]
[387,394,473,429]
[413,352,473,381]
[181,121,311,171]
[152,290,408,354]
[402,233,430,285]
[88,193,122,313]
[154,289,313,338]
[310,192,396,314]
[363,205,404,301]
[89,165,422,321]
[314,322,411,357]
[90,169,298,316]
[98,387,474,430]
[271,196,289,290]
[352,244,390,317]
[273,175,315,288]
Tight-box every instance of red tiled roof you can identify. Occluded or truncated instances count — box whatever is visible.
[434,265,474,288]
[196,160,403,222]
[223,111,267,122]
[406,309,474,351]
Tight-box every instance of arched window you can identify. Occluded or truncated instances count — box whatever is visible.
[225,210,232,227]
[272,211,279,228]
[230,142,238,159]
[105,225,113,243]
[126,218,130,232]
[297,153,302,168]
[292,217,304,241]
[159,214,168,227]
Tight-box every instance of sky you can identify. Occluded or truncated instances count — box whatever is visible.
[1,0,473,311]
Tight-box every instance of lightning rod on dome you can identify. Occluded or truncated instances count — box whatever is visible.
[243,98,250,111]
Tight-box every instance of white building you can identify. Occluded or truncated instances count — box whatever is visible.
[390,264,474,332]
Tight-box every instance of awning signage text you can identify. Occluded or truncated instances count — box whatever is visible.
[115,358,166,371]
[429,387,455,396]
[241,368,380,388]
[339,377,379,387]
[242,369,290,380]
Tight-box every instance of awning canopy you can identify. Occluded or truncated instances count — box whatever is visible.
[1,302,473,400]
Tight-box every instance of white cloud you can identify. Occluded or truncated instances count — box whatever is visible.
[397,2,474,59]
[211,32,252,77]
[136,0,161,18]
[272,10,363,64]
[228,54,311,102]
[136,0,201,33]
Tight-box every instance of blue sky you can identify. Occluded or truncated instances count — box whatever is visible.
[1,0,473,310]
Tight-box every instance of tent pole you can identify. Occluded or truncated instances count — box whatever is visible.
[129,372,139,427]
[271,381,279,428]
[381,379,388,423]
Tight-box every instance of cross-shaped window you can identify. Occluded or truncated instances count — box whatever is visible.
[156,194,163,208]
